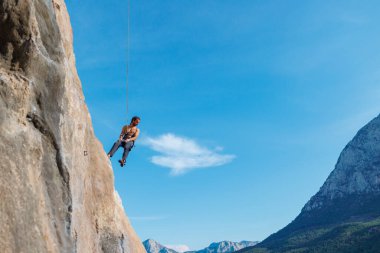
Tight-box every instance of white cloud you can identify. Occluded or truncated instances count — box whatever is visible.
[165,244,191,253]
[141,133,235,175]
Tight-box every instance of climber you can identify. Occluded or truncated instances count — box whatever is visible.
[107,116,140,167]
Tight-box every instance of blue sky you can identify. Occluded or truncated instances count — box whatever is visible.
[66,0,380,251]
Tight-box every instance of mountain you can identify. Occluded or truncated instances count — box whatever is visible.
[193,241,259,253]
[143,239,258,253]
[239,114,380,252]
[0,1,145,252]
[143,239,179,253]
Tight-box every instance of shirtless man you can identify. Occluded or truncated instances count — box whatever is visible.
[107,116,140,167]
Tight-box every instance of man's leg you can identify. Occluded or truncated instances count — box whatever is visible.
[108,140,122,158]
[121,141,134,162]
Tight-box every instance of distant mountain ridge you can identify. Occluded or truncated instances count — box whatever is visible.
[143,239,178,253]
[143,239,258,253]
[191,240,258,253]
[239,114,380,252]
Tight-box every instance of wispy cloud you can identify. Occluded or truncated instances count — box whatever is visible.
[165,244,191,253]
[141,133,235,175]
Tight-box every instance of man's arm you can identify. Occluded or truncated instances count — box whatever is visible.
[119,126,128,139]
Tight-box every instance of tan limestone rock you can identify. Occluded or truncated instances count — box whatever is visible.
[0,1,146,252]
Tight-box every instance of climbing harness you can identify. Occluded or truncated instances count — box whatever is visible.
[121,127,136,151]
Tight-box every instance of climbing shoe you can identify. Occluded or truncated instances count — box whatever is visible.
[118,159,126,167]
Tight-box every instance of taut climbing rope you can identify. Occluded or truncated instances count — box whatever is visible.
[126,0,130,121]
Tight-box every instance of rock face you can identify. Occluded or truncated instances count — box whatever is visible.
[294,114,380,228]
[304,114,380,211]
[240,114,380,253]
[0,1,146,252]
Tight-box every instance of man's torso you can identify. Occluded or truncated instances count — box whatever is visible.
[121,125,138,139]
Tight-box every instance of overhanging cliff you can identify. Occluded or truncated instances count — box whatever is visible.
[0,0,146,252]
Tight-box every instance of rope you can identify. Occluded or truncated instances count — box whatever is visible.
[126,0,130,122]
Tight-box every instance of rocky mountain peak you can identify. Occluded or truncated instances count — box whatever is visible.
[199,241,258,253]
[304,114,380,211]
[241,114,380,252]
[143,239,258,253]
[143,239,178,253]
